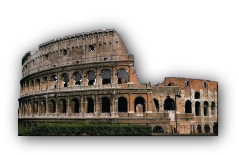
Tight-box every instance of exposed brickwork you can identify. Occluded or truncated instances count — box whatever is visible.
[18,29,218,135]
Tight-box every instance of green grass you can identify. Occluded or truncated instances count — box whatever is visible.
[18,122,152,136]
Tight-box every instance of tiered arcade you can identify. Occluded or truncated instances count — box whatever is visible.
[18,29,218,134]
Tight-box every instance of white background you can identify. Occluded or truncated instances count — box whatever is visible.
[1,0,239,154]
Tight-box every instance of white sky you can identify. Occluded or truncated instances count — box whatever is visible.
[1,0,239,154]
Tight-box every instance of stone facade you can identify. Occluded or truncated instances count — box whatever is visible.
[18,29,218,134]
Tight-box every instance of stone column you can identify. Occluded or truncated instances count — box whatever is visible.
[190,89,194,100]
[67,97,70,117]
[208,102,211,116]
[80,97,84,115]
[192,101,195,115]
[112,67,116,85]
[57,72,60,88]
[46,75,49,90]
[38,101,40,114]
[146,93,152,113]
[96,69,102,85]
[82,70,87,86]
[93,95,96,113]
[46,96,48,114]
[200,103,204,116]
[129,93,134,113]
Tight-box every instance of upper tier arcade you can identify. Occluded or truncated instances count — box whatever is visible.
[21,29,133,78]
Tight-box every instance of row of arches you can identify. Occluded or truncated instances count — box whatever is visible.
[21,68,129,93]
[185,100,216,116]
[19,96,147,115]
[20,96,217,116]
[152,97,216,116]
[152,124,213,134]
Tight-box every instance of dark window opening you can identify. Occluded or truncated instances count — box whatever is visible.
[102,79,111,84]
[88,70,96,85]
[197,124,202,133]
[76,61,79,63]
[153,99,160,112]
[134,97,145,112]
[62,73,69,87]
[117,69,128,84]
[88,80,94,85]
[153,126,164,133]
[211,102,215,115]
[204,124,210,133]
[63,49,67,55]
[185,81,189,87]
[48,99,56,113]
[204,82,207,88]
[52,75,57,82]
[195,101,200,116]
[89,45,94,52]
[102,70,111,84]
[59,99,67,113]
[185,100,192,113]
[74,72,82,85]
[87,98,94,113]
[204,101,209,116]
[102,97,110,113]
[164,96,175,110]
[104,58,108,61]
[72,98,80,113]
[194,92,200,99]
[118,97,127,112]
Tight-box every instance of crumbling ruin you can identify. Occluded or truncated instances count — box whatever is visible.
[18,29,218,134]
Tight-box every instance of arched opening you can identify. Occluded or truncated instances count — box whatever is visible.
[23,103,27,114]
[102,69,111,84]
[153,99,160,112]
[203,82,207,88]
[74,72,82,85]
[153,126,164,133]
[204,101,209,116]
[59,99,67,113]
[20,82,24,93]
[195,101,200,116]
[102,97,110,113]
[117,69,128,84]
[72,98,80,113]
[50,75,57,89]
[88,70,96,85]
[39,101,46,114]
[48,99,56,113]
[118,97,127,112]
[33,101,38,114]
[185,100,192,113]
[30,80,34,92]
[35,79,40,91]
[164,96,175,110]
[211,101,215,115]
[42,77,48,90]
[89,44,94,52]
[197,124,202,133]
[62,73,69,87]
[87,98,94,113]
[134,97,145,112]
[195,92,200,99]
[204,124,210,133]
[27,103,31,114]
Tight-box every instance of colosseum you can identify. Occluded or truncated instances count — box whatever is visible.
[18,29,218,135]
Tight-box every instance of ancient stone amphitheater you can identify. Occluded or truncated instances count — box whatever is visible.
[18,29,218,134]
